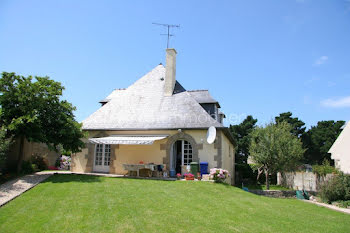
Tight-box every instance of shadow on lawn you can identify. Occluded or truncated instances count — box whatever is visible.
[42,174,102,183]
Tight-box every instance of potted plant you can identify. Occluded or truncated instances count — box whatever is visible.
[184,173,195,180]
[176,173,182,180]
[197,172,201,181]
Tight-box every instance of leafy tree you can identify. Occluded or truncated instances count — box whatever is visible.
[249,122,305,190]
[275,112,306,138]
[0,126,11,173]
[303,120,345,165]
[230,115,257,164]
[0,72,86,173]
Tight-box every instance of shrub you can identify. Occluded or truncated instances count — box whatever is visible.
[235,163,255,183]
[31,154,48,171]
[210,168,230,183]
[21,160,34,174]
[337,200,350,208]
[58,155,71,170]
[319,173,350,203]
[0,127,11,173]
[48,166,58,170]
[55,157,61,168]
[312,159,337,176]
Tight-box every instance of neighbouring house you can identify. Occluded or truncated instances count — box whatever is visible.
[71,49,235,184]
[329,121,350,174]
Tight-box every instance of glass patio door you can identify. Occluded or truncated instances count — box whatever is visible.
[93,144,111,173]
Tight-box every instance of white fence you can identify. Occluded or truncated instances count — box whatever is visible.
[277,172,334,192]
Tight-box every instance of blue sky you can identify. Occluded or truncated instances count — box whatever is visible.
[1,0,349,128]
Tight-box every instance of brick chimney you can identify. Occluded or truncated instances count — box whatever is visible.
[164,48,177,96]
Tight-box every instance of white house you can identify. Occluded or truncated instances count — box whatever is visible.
[328,121,350,174]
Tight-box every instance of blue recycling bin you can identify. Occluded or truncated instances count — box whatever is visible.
[200,162,209,175]
[169,169,176,177]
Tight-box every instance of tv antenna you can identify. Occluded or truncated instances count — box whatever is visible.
[152,23,180,48]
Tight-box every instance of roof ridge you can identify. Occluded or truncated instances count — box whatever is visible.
[187,89,208,92]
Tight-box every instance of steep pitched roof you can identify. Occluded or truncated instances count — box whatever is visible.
[99,89,126,104]
[82,65,224,130]
[188,90,219,105]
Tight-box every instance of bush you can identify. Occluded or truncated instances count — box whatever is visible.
[57,155,71,170]
[31,154,47,171]
[336,200,350,208]
[235,163,255,184]
[48,166,58,170]
[21,160,34,174]
[312,159,337,176]
[55,157,61,168]
[210,168,230,183]
[319,173,350,203]
[0,127,11,173]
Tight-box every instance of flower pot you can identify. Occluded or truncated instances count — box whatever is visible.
[185,177,194,180]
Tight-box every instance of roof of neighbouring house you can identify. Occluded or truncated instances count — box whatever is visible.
[82,64,225,130]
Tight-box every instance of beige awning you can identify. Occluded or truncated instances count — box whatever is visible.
[88,135,168,145]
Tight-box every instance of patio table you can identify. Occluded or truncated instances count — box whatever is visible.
[123,164,160,177]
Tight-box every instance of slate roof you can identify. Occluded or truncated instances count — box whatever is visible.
[82,64,224,130]
[188,90,220,107]
[99,89,126,104]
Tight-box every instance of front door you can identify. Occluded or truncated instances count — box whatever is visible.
[93,144,111,173]
[172,140,193,174]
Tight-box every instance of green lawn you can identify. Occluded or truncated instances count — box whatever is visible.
[245,184,291,191]
[0,174,349,233]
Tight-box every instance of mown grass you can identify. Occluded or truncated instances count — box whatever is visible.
[0,174,349,233]
[245,184,291,191]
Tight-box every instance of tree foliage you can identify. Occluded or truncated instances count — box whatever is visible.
[249,122,305,189]
[0,126,11,172]
[0,72,86,172]
[312,159,337,176]
[230,115,257,164]
[275,112,306,138]
[303,120,345,165]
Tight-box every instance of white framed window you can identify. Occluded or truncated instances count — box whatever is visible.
[94,144,111,166]
[104,144,111,166]
[95,144,103,166]
[182,140,193,165]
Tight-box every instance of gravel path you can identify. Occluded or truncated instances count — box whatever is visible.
[0,173,52,207]
[303,200,350,215]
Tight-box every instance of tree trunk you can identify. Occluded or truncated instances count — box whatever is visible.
[256,166,264,181]
[265,168,270,190]
[16,135,25,174]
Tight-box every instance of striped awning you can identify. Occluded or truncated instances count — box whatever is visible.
[88,135,168,145]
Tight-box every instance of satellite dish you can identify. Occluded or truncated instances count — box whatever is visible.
[206,126,216,144]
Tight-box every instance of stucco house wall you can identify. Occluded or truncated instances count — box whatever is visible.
[71,129,235,184]
[329,122,350,174]
[221,131,235,185]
